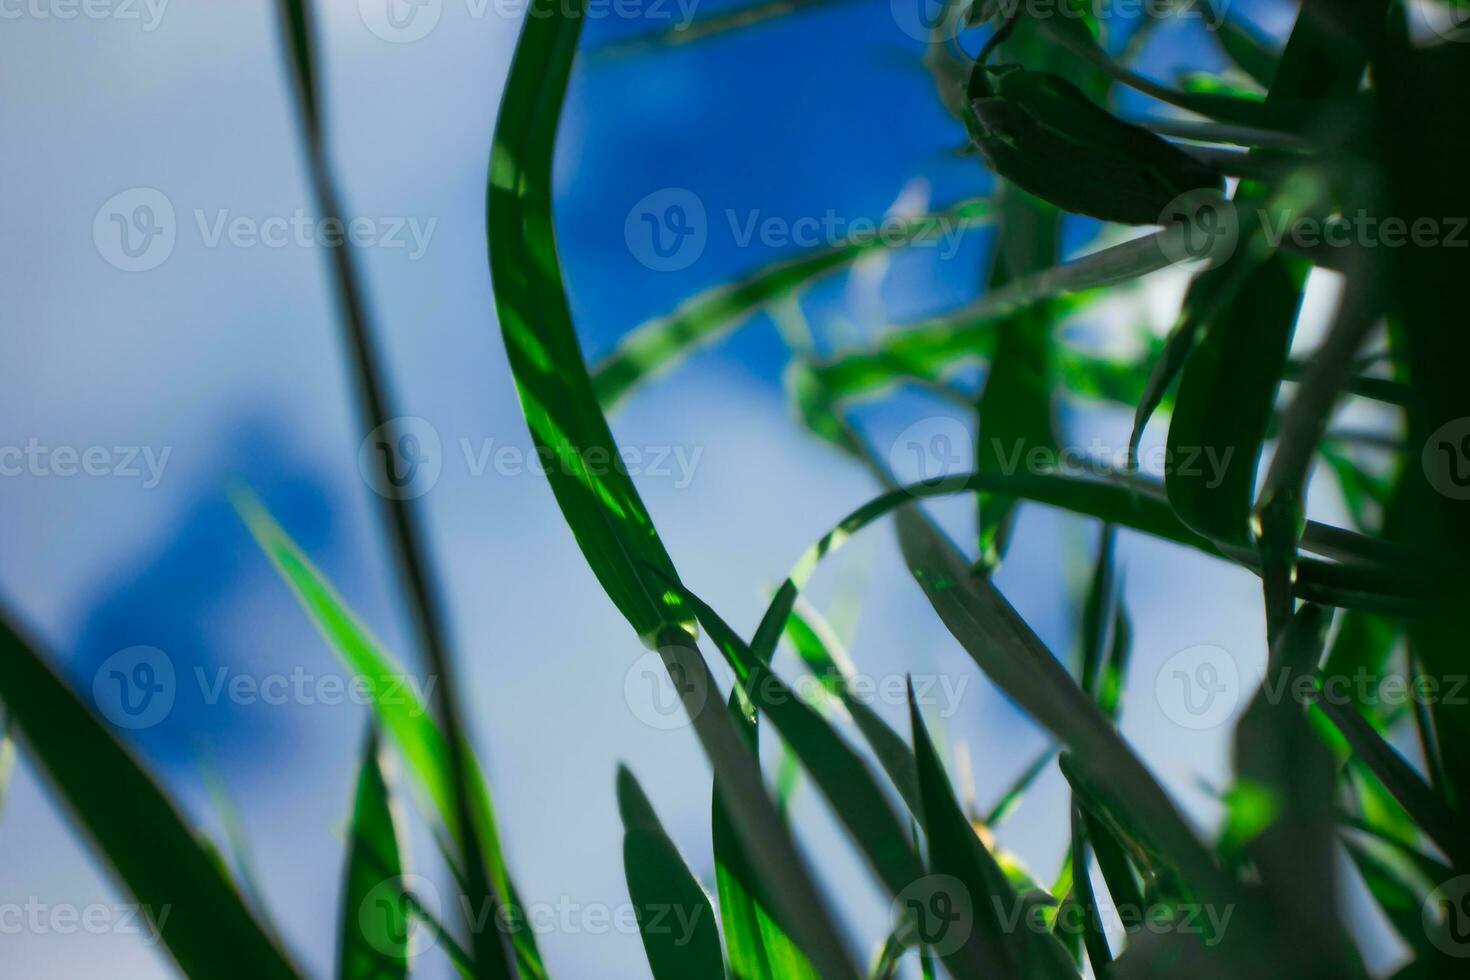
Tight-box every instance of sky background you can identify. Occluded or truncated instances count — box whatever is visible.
[0,0,1411,976]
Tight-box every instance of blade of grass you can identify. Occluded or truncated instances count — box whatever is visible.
[0,612,302,979]
[668,581,928,900]
[909,684,1080,980]
[585,0,864,59]
[233,495,544,979]
[616,766,725,979]
[712,691,818,980]
[338,730,409,980]
[488,0,690,642]
[592,199,994,410]
[273,2,504,970]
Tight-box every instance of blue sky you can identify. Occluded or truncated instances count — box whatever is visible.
[0,0,1405,976]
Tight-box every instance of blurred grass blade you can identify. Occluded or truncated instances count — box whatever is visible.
[1315,690,1466,870]
[488,0,690,641]
[273,2,504,969]
[1214,15,1281,90]
[1230,604,1357,974]
[712,692,817,980]
[338,731,408,980]
[892,507,1234,907]
[974,186,1062,570]
[1344,838,1438,958]
[587,0,862,59]
[784,600,922,818]
[234,495,539,979]
[909,684,1080,979]
[670,581,928,899]
[0,613,302,979]
[1067,805,1113,974]
[0,705,14,825]
[984,747,1057,827]
[1165,254,1304,552]
[652,632,861,979]
[617,767,725,979]
[592,199,993,410]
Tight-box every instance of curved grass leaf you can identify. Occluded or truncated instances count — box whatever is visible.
[488,0,690,641]
[592,198,994,410]
[617,767,724,979]
[0,613,301,979]
[1165,253,1305,552]
[338,731,408,980]
[490,1,857,971]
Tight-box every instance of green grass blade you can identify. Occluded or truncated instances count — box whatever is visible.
[909,685,1080,980]
[234,495,537,979]
[712,692,779,980]
[669,582,928,899]
[0,705,14,826]
[273,2,505,967]
[488,0,690,642]
[1214,15,1281,90]
[783,600,923,819]
[586,0,863,59]
[338,731,409,980]
[1165,254,1304,555]
[1315,690,1467,871]
[1066,805,1113,974]
[617,767,725,979]
[983,747,1057,828]
[653,632,861,979]
[0,613,302,979]
[592,199,993,410]
[892,508,1235,908]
